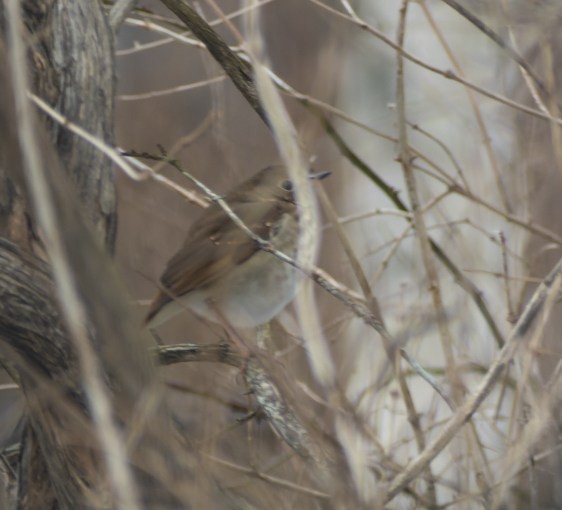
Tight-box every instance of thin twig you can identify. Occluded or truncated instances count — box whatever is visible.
[419,0,511,214]
[385,257,562,503]
[308,0,562,126]
[394,3,438,504]
[109,0,137,31]
[400,349,455,410]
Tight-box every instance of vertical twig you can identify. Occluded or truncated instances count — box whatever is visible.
[394,2,438,505]
[420,0,512,213]
[4,1,141,508]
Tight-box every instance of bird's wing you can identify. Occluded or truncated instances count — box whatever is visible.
[145,200,291,323]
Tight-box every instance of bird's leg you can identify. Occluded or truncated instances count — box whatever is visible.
[148,328,165,346]
[255,322,272,351]
[207,300,251,360]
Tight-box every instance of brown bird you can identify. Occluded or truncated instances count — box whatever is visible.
[145,165,306,329]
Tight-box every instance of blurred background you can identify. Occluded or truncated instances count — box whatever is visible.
[4,0,562,508]
[113,1,562,507]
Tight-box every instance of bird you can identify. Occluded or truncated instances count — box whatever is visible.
[145,165,310,329]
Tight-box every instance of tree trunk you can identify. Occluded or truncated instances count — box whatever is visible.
[0,2,203,508]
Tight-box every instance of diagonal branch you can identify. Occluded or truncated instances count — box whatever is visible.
[384,257,562,503]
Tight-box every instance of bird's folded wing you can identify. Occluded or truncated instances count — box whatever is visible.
[146,200,290,321]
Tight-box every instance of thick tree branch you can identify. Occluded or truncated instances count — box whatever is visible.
[0,2,205,507]
[159,0,266,123]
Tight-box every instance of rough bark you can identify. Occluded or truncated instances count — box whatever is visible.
[0,2,202,508]
[21,0,117,248]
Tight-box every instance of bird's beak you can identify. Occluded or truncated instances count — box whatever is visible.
[308,170,331,181]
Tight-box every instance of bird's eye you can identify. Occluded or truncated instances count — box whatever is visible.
[280,179,293,191]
